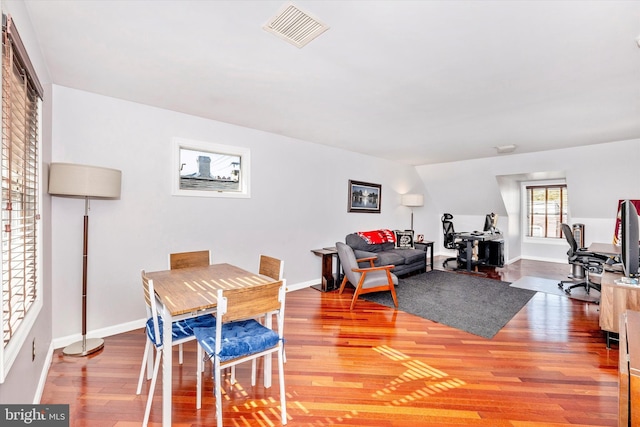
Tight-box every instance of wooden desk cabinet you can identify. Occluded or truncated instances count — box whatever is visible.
[600,271,640,347]
[619,310,640,426]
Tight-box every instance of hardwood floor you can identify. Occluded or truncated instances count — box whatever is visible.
[41,258,619,426]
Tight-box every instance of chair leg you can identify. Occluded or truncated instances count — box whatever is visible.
[350,276,366,310]
[387,271,398,308]
[278,346,287,425]
[146,346,154,380]
[142,347,162,427]
[136,339,152,395]
[215,359,223,427]
[338,275,349,294]
[196,344,202,410]
[178,343,183,364]
[230,366,236,384]
[251,359,257,386]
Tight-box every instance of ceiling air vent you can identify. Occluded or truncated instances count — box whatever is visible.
[263,3,329,48]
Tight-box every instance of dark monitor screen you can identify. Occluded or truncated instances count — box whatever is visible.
[621,200,640,279]
[483,213,497,232]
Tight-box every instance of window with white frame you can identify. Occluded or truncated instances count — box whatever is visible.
[524,182,568,239]
[171,137,251,198]
[1,14,43,383]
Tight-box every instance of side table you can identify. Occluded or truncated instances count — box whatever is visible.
[416,240,434,271]
[311,247,341,292]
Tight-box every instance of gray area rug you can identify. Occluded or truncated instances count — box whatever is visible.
[360,270,536,339]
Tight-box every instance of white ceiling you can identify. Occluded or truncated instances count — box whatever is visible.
[23,0,640,165]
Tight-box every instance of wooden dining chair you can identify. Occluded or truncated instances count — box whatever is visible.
[194,280,287,427]
[259,254,284,280]
[136,270,215,427]
[230,254,285,386]
[169,249,211,270]
[168,249,212,364]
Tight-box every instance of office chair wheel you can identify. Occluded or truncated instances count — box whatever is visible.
[564,288,571,295]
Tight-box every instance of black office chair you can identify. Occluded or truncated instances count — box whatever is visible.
[557,223,608,296]
[441,213,466,269]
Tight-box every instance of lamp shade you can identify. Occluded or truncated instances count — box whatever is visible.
[49,163,121,198]
[401,193,424,207]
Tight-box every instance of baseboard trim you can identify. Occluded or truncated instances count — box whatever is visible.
[52,279,316,350]
[52,318,146,350]
[287,279,317,292]
[34,341,54,404]
[521,255,566,264]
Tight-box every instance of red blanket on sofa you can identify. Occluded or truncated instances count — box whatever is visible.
[357,229,396,245]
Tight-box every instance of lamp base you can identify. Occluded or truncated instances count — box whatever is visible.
[63,337,104,357]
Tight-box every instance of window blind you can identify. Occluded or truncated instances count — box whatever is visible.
[1,14,41,347]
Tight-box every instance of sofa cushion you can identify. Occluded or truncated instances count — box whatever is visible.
[398,248,427,265]
[372,251,406,267]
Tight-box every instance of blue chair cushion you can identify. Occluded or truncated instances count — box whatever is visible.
[146,314,216,347]
[194,320,280,362]
[185,314,217,330]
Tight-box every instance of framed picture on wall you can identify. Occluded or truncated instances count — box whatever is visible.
[348,180,381,213]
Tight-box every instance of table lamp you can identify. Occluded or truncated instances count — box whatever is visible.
[49,163,122,356]
[401,193,424,231]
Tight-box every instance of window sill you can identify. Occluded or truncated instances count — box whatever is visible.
[523,237,567,246]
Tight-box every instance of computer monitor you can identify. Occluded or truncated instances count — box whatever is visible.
[621,200,640,279]
[483,213,498,233]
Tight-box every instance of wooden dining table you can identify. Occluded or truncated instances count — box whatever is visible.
[145,263,279,427]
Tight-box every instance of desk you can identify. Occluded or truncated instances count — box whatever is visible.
[146,263,277,427]
[600,270,640,348]
[619,310,640,426]
[456,232,504,272]
[589,242,621,256]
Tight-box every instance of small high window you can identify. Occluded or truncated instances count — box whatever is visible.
[171,137,250,198]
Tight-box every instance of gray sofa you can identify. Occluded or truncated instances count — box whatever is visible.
[345,232,427,277]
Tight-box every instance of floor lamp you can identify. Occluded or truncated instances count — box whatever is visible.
[48,163,122,356]
[401,193,424,231]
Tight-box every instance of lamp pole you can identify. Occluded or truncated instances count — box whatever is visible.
[63,197,104,356]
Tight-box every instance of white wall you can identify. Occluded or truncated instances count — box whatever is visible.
[50,85,427,343]
[416,139,640,262]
